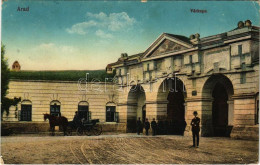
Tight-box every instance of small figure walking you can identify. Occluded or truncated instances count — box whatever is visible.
[151,118,157,136]
[144,118,150,136]
[136,117,142,135]
[191,111,200,147]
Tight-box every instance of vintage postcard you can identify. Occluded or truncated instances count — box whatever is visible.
[1,0,259,164]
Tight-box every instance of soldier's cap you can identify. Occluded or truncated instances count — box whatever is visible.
[193,111,198,115]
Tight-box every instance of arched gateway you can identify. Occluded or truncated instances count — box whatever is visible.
[157,77,187,135]
[127,85,146,132]
[202,74,234,137]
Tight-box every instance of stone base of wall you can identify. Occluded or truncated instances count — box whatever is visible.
[1,122,127,135]
[101,123,126,132]
[2,122,50,135]
[230,125,259,140]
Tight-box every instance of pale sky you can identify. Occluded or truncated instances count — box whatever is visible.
[1,1,259,70]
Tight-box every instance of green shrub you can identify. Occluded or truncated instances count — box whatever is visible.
[10,70,115,82]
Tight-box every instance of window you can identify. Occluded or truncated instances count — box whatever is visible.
[119,69,122,76]
[106,106,116,122]
[189,55,193,64]
[50,101,61,117]
[20,102,32,121]
[78,101,89,120]
[147,63,150,71]
[238,45,242,56]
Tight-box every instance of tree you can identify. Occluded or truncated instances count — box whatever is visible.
[1,43,20,115]
[1,44,9,99]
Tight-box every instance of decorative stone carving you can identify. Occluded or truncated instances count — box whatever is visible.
[150,39,187,58]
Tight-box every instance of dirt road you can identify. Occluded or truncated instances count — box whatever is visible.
[1,134,258,164]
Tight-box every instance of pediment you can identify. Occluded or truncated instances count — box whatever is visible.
[143,33,193,59]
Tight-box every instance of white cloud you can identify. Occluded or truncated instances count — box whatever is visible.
[66,20,97,35]
[95,30,113,39]
[66,12,136,37]
[108,12,136,31]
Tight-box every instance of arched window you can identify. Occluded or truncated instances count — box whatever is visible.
[50,101,61,117]
[20,100,32,121]
[106,103,118,122]
[78,101,89,120]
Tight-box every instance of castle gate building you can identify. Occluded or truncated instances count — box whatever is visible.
[3,21,259,139]
[107,21,259,138]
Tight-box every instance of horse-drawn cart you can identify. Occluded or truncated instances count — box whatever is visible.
[67,119,102,136]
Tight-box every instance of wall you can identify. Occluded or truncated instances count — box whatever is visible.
[3,80,118,123]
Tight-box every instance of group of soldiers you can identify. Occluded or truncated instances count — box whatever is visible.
[137,111,200,148]
[136,118,158,136]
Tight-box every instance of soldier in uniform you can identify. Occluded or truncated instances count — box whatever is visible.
[136,117,142,135]
[151,118,157,136]
[191,111,200,147]
[144,118,150,136]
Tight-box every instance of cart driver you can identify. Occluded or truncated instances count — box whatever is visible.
[73,111,80,127]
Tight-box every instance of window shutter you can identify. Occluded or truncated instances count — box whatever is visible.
[115,112,119,123]
[18,110,21,121]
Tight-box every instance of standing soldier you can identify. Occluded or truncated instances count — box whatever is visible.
[191,111,200,147]
[144,118,150,136]
[136,117,142,135]
[151,118,157,136]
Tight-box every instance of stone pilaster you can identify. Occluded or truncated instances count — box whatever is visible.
[185,97,213,136]
[232,93,256,126]
[230,93,258,140]
[227,100,234,126]
[116,103,128,132]
[145,101,168,121]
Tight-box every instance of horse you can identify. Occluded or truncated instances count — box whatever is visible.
[43,113,68,136]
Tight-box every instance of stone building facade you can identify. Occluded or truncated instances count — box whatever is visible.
[107,21,259,138]
[3,80,125,132]
[3,21,259,138]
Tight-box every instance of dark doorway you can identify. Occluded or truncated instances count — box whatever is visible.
[20,104,32,121]
[78,105,89,120]
[127,85,146,133]
[212,83,229,136]
[167,90,186,135]
[50,103,61,117]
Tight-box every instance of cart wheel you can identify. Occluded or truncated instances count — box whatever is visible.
[85,128,92,136]
[92,125,102,136]
[67,127,73,136]
[76,127,84,136]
